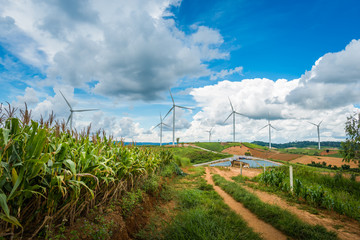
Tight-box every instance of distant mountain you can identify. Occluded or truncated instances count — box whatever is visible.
[251,141,342,149]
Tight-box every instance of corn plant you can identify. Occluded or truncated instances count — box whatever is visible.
[0,108,173,238]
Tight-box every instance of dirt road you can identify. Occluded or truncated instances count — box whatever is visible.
[210,167,360,240]
[205,167,288,240]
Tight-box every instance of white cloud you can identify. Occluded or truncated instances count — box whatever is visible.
[15,87,39,106]
[0,0,229,101]
[210,66,243,80]
[186,79,355,143]
[286,39,360,109]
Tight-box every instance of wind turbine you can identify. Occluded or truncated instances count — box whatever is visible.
[224,98,247,142]
[164,89,192,146]
[59,91,99,130]
[308,120,323,150]
[259,114,278,149]
[153,113,170,146]
[206,127,213,142]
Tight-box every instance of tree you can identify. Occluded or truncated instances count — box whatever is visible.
[340,113,360,167]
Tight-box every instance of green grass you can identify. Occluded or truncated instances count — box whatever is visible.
[192,142,269,152]
[194,142,225,152]
[241,142,268,150]
[171,147,231,164]
[325,153,343,158]
[256,165,360,220]
[277,148,322,156]
[212,174,338,240]
[137,167,261,240]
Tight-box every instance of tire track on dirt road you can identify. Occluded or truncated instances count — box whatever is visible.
[211,167,360,240]
[204,167,288,240]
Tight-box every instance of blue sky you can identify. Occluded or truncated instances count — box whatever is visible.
[0,0,359,143]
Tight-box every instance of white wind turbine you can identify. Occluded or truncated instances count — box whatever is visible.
[153,113,170,146]
[59,91,99,130]
[164,89,192,146]
[206,127,213,142]
[224,98,247,142]
[308,120,323,150]
[259,113,278,149]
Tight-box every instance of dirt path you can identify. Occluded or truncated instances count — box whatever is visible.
[204,167,287,240]
[290,155,359,168]
[211,167,360,240]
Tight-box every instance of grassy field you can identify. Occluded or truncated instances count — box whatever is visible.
[171,146,231,165]
[137,167,262,240]
[277,148,323,156]
[241,142,269,150]
[193,142,262,152]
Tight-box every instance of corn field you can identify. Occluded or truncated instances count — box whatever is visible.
[259,166,360,221]
[0,103,173,238]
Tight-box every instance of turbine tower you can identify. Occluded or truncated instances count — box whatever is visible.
[59,91,99,130]
[164,89,192,146]
[206,127,213,142]
[260,114,277,149]
[309,120,323,150]
[224,98,246,142]
[153,113,169,146]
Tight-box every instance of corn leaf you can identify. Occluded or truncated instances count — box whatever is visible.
[0,193,9,217]
[0,213,22,228]
[8,168,24,200]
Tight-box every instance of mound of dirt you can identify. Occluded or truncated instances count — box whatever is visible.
[223,146,301,161]
[222,145,250,155]
[320,150,338,156]
[290,155,358,168]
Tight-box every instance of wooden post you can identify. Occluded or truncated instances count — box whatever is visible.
[263,164,266,174]
[289,165,293,192]
[240,162,242,175]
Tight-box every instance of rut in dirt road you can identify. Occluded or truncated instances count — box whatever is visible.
[211,167,360,240]
[204,167,287,240]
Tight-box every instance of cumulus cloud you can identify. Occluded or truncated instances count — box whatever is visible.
[15,87,39,106]
[0,0,229,101]
[0,16,47,68]
[286,39,360,109]
[186,79,355,143]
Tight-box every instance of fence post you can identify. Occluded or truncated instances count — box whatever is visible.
[289,165,293,192]
[263,164,266,174]
[240,162,242,175]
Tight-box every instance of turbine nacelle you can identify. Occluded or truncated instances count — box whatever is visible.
[59,90,99,130]
[164,89,192,145]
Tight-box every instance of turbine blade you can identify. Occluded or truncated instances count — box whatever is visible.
[153,123,161,129]
[318,120,323,126]
[164,107,174,119]
[234,111,247,117]
[271,125,278,130]
[163,123,171,127]
[259,124,268,131]
[224,112,233,123]
[175,105,193,110]
[228,97,234,111]
[308,121,317,126]
[73,109,99,112]
[169,88,174,104]
[59,90,72,110]
[66,113,72,126]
